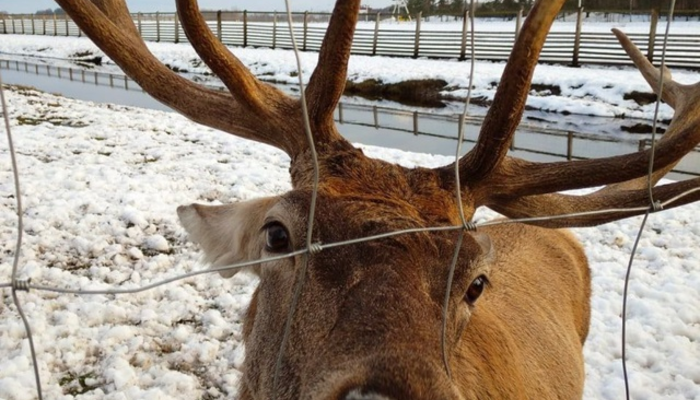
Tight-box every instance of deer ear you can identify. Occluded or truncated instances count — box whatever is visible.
[472,232,494,263]
[177,197,280,277]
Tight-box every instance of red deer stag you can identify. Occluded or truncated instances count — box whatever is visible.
[57,0,700,399]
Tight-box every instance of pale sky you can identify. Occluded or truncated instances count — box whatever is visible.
[0,0,394,13]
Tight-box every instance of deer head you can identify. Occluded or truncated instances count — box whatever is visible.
[57,0,700,399]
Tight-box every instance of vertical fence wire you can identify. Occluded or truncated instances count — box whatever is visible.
[441,0,477,379]
[0,69,43,400]
[621,1,677,399]
[272,0,322,396]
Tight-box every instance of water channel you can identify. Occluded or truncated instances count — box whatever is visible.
[1,57,698,180]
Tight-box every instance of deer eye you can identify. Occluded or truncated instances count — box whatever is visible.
[464,275,489,306]
[263,221,291,253]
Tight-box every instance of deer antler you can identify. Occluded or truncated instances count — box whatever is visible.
[175,0,275,112]
[485,30,700,227]
[457,0,564,183]
[55,0,356,157]
[305,1,361,134]
[438,0,700,227]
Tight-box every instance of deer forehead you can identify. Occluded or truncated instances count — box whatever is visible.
[292,148,472,226]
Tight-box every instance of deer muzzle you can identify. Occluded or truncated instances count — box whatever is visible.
[308,353,464,400]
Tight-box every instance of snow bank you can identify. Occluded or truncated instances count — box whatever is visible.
[0,78,698,399]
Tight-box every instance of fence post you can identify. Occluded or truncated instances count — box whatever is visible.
[65,14,69,36]
[243,10,248,47]
[638,139,648,152]
[53,13,57,36]
[174,12,180,43]
[42,15,46,35]
[21,15,25,34]
[515,8,523,36]
[338,103,344,123]
[572,7,584,67]
[137,12,142,37]
[413,12,422,58]
[216,11,222,41]
[303,11,309,51]
[459,10,469,60]
[31,14,35,34]
[156,12,161,42]
[272,11,277,49]
[567,132,574,160]
[413,111,419,135]
[1,16,5,35]
[646,9,658,64]
[372,12,381,56]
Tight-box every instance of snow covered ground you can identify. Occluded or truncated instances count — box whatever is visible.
[0,24,699,400]
[1,33,698,122]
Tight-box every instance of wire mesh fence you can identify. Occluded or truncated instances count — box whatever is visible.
[1,1,700,399]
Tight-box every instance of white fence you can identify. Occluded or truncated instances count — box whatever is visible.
[1,10,699,69]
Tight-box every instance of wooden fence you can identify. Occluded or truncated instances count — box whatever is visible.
[1,10,699,69]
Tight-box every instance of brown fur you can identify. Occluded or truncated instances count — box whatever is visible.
[178,151,591,400]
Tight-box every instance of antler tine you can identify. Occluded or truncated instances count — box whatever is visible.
[57,0,308,156]
[473,33,700,226]
[484,111,699,198]
[613,28,682,108]
[471,26,700,196]
[489,177,700,228]
[305,0,361,136]
[85,0,141,41]
[455,0,566,184]
[175,0,281,113]
[480,78,700,224]
[428,0,700,228]
[56,0,227,110]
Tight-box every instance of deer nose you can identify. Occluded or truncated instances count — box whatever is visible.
[343,389,394,400]
[314,353,462,400]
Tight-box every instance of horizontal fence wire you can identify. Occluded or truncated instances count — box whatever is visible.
[2,185,699,293]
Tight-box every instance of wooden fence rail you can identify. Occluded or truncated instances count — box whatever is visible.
[1,9,698,69]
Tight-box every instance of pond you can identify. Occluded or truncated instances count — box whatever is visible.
[2,57,697,180]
